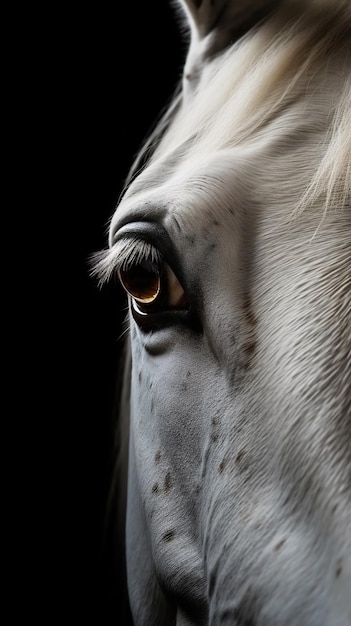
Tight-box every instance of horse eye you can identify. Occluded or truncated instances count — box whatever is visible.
[118,259,188,312]
[118,260,161,304]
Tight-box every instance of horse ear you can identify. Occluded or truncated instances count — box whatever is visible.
[179,0,277,40]
[178,0,278,93]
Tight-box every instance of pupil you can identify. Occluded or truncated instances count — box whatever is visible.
[119,260,160,303]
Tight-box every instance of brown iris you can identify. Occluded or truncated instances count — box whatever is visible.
[118,260,161,304]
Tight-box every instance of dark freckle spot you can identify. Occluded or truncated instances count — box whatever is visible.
[335,558,343,578]
[211,416,219,426]
[155,451,161,464]
[152,483,159,493]
[235,448,249,472]
[236,449,245,463]
[244,341,256,358]
[138,372,142,382]
[218,459,226,473]
[211,433,218,442]
[274,538,286,551]
[162,529,176,542]
[206,241,216,255]
[164,472,172,492]
[186,370,191,377]
[149,381,153,389]
[212,220,219,226]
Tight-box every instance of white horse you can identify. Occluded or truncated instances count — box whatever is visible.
[93,1,351,624]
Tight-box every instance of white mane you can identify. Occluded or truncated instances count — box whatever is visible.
[154,3,351,216]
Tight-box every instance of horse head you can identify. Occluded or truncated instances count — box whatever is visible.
[94,1,351,623]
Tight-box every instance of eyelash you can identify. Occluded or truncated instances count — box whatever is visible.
[118,238,163,273]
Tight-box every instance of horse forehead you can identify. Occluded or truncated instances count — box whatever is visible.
[113,135,306,239]
[115,93,337,232]
[112,150,244,238]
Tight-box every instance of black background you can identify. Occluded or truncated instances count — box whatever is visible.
[27,2,187,623]
[69,3,185,623]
